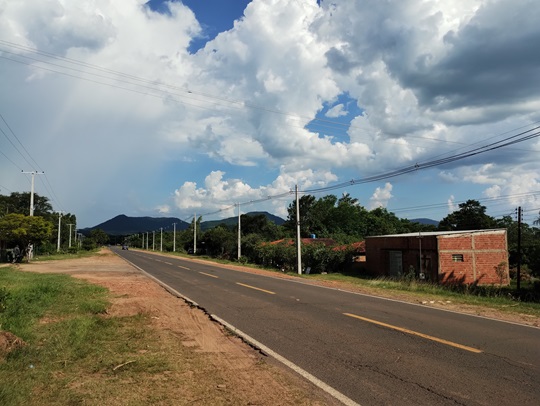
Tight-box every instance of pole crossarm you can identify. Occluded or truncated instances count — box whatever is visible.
[21,170,44,216]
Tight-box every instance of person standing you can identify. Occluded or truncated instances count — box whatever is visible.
[13,245,20,263]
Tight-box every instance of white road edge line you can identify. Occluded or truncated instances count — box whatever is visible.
[117,255,200,307]
[211,314,361,406]
[116,253,359,405]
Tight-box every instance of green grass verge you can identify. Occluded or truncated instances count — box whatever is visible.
[0,267,198,405]
[30,249,102,262]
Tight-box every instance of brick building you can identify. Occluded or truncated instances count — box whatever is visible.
[365,229,509,285]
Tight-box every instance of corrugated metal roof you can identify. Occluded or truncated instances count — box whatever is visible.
[365,229,506,238]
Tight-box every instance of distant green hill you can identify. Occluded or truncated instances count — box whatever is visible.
[82,212,285,235]
[200,211,285,231]
[82,214,189,236]
[410,218,439,227]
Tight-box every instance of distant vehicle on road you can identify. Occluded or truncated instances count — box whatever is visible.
[122,245,129,250]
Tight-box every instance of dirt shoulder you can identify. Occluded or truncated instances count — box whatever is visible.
[13,249,342,406]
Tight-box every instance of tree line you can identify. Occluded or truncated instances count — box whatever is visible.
[128,195,539,279]
[1,192,539,280]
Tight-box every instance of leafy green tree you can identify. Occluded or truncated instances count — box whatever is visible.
[333,193,369,238]
[241,214,282,241]
[309,195,338,237]
[175,228,195,252]
[284,193,411,239]
[241,233,264,263]
[0,192,53,217]
[0,213,53,249]
[438,200,496,231]
[496,215,540,277]
[284,195,318,237]
[58,213,77,248]
[201,226,236,258]
[89,228,109,246]
[365,207,404,236]
[257,241,296,272]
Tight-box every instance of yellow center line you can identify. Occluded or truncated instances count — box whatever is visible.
[236,282,276,295]
[343,313,482,353]
[177,265,190,270]
[199,272,219,278]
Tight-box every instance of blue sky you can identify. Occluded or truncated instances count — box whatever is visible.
[1,0,539,228]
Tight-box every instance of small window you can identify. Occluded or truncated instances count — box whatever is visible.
[452,254,464,262]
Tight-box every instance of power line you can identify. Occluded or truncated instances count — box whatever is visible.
[0,114,37,170]
[3,39,532,152]
[177,123,540,222]
[0,112,66,213]
[301,126,540,195]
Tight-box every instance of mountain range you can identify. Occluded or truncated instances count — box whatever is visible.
[81,212,285,236]
[82,213,438,236]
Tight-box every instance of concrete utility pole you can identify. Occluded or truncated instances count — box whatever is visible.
[173,223,176,252]
[146,232,149,250]
[237,203,241,260]
[152,231,155,251]
[57,212,63,252]
[142,233,145,249]
[22,170,44,216]
[517,206,522,290]
[296,185,302,275]
[417,232,424,279]
[68,224,74,248]
[193,213,197,254]
[160,228,163,252]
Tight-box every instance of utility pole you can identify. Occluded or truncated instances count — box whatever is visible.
[68,223,74,248]
[22,170,44,216]
[160,228,163,252]
[152,231,155,251]
[142,233,145,249]
[146,232,149,250]
[296,185,302,275]
[193,213,197,254]
[173,223,177,252]
[57,212,63,252]
[417,232,424,279]
[517,206,522,290]
[237,203,241,260]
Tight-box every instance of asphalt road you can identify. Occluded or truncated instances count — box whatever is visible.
[115,248,540,406]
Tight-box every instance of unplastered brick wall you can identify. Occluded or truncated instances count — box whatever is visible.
[437,230,509,285]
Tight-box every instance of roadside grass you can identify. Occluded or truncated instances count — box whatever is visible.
[0,266,255,405]
[30,249,101,262]
[303,272,540,318]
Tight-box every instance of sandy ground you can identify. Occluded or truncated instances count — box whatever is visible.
[5,248,538,405]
